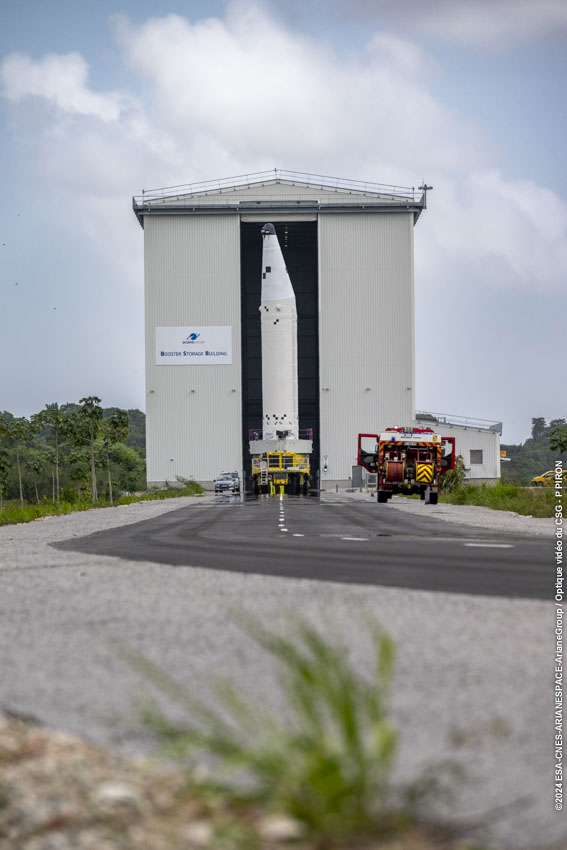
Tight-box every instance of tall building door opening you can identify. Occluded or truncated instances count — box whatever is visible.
[240,220,319,491]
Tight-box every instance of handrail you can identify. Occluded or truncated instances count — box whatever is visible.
[134,168,421,204]
[415,411,502,434]
[249,428,313,441]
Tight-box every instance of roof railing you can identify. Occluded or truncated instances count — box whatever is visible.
[415,411,503,434]
[134,168,422,204]
[248,427,314,442]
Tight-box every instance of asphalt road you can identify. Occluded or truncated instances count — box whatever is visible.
[0,495,560,847]
[56,495,550,600]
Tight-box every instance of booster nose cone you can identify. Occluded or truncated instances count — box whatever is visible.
[260,223,295,302]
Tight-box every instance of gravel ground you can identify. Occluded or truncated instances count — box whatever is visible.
[0,494,562,849]
[0,709,479,850]
[330,489,553,538]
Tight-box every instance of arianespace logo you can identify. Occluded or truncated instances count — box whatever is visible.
[183,332,204,344]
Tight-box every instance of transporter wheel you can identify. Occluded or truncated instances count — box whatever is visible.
[377,491,388,503]
[428,492,438,505]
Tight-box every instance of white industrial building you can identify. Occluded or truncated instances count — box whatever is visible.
[133,169,500,489]
[414,412,502,483]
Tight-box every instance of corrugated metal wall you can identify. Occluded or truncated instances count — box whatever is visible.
[145,215,242,485]
[319,214,415,482]
[426,425,501,480]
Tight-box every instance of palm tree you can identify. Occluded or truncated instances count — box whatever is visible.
[25,456,44,503]
[9,418,37,507]
[35,403,66,502]
[101,410,129,505]
[0,447,9,509]
[66,397,103,503]
[68,446,90,500]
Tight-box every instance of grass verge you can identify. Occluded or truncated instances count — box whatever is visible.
[439,482,555,517]
[0,481,205,526]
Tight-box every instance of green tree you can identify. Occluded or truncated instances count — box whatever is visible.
[9,417,38,507]
[25,455,44,503]
[125,408,146,448]
[40,445,57,502]
[67,446,90,500]
[35,403,67,502]
[550,426,567,455]
[531,417,547,439]
[109,443,146,492]
[68,397,103,503]
[502,415,567,484]
[0,447,9,509]
[101,409,129,505]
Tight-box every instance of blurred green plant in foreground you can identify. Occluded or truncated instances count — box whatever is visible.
[122,618,408,845]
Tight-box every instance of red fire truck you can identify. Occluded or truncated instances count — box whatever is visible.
[357,427,456,504]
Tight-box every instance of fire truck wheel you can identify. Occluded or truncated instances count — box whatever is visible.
[377,491,388,503]
[428,492,438,505]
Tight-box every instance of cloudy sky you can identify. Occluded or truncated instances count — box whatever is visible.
[1,0,565,444]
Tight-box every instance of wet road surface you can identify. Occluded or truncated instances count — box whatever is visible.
[56,495,550,600]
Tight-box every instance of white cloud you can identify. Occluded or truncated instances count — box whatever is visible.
[1,3,565,292]
[327,0,567,47]
[0,2,565,435]
[419,169,567,291]
[0,51,131,120]
[414,0,567,47]
[114,5,484,177]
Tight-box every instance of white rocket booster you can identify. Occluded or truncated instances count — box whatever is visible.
[260,223,298,439]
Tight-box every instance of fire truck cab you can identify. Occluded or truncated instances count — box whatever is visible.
[358,427,455,504]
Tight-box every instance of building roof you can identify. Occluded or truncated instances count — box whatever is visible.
[415,411,503,434]
[132,168,429,227]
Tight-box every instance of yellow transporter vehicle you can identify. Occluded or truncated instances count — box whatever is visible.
[251,451,310,495]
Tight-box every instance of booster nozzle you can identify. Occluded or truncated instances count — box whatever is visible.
[261,222,276,237]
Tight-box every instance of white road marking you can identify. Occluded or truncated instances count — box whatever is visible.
[464,543,514,549]
[292,533,304,537]
[341,537,369,542]
[280,528,288,532]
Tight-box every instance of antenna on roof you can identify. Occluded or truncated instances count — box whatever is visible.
[418,183,433,208]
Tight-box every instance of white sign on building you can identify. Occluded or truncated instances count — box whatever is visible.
[155,326,232,365]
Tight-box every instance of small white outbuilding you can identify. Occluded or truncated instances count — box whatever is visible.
[414,412,502,483]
